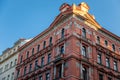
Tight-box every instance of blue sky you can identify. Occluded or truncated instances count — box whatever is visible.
[0,0,120,55]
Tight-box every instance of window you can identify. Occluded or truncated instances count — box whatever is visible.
[0,67,3,74]
[2,77,6,80]
[14,59,17,65]
[48,54,51,63]
[24,66,27,75]
[106,57,110,68]
[82,46,87,57]
[43,41,46,49]
[97,54,102,64]
[35,60,38,70]
[41,57,44,67]
[113,61,118,71]
[7,75,10,80]
[17,69,20,78]
[61,28,65,38]
[26,51,29,58]
[10,61,13,68]
[99,74,103,80]
[60,46,64,54]
[5,64,9,71]
[20,55,23,63]
[29,63,32,72]
[32,48,34,55]
[82,67,87,80]
[49,37,52,45]
[39,75,42,80]
[46,73,50,80]
[11,72,14,80]
[57,65,62,78]
[97,36,100,44]
[108,77,112,80]
[105,40,108,47]
[82,28,86,38]
[112,44,115,52]
[37,45,40,52]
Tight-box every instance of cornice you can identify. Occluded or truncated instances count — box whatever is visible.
[19,2,120,52]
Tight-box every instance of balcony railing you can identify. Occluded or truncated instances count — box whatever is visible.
[54,53,64,63]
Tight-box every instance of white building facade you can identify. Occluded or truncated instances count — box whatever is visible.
[0,39,31,80]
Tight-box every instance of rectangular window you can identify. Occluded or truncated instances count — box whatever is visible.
[57,65,62,78]
[48,54,51,63]
[17,69,20,78]
[108,77,112,80]
[11,72,14,80]
[106,57,110,68]
[97,54,102,64]
[14,59,17,65]
[41,57,44,67]
[24,66,27,75]
[35,60,38,70]
[39,75,42,80]
[5,64,9,71]
[114,61,118,71]
[99,74,103,80]
[7,75,10,80]
[0,67,3,74]
[46,73,50,80]
[2,77,6,80]
[29,63,32,72]
[10,61,13,68]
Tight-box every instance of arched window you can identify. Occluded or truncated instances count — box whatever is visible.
[97,36,100,44]
[82,67,87,80]
[14,59,17,65]
[112,44,115,51]
[49,37,52,45]
[60,45,64,54]
[20,55,23,63]
[105,40,108,47]
[37,44,40,52]
[82,28,86,38]
[32,48,34,55]
[82,46,87,57]
[43,41,46,49]
[26,51,29,58]
[61,28,64,38]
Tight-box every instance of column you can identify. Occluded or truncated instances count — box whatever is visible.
[61,62,64,78]
[54,66,56,79]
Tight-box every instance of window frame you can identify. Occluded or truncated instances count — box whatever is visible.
[82,28,86,38]
[106,57,110,68]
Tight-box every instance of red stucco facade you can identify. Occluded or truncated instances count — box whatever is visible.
[16,2,120,80]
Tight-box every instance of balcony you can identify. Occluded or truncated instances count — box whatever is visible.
[54,54,64,63]
[56,34,69,44]
[73,33,92,44]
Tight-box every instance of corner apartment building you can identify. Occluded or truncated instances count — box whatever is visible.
[0,39,30,80]
[16,2,120,80]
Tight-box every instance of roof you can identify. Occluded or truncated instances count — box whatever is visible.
[19,2,120,51]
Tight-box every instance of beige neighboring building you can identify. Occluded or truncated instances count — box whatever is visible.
[0,38,31,80]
